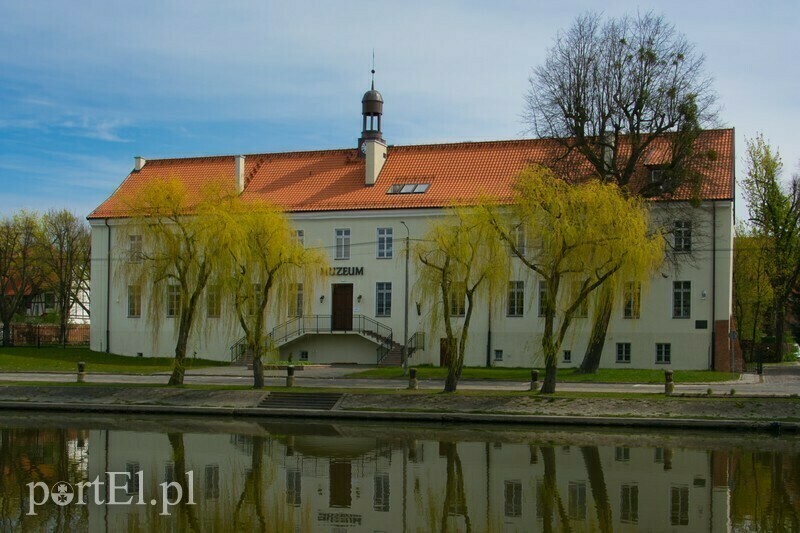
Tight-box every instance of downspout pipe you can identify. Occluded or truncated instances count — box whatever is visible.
[711,202,716,369]
[104,218,111,354]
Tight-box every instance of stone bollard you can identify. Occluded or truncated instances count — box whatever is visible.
[530,369,539,392]
[408,368,418,390]
[77,361,86,383]
[286,365,295,387]
[664,370,674,395]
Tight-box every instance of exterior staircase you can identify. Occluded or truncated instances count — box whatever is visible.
[258,392,342,410]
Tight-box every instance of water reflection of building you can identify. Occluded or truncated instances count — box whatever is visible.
[85,426,740,532]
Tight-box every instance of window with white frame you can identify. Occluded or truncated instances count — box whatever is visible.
[128,234,142,263]
[616,342,631,363]
[623,281,641,319]
[449,282,466,317]
[377,227,393,259]
[673,281,691,318]
[538,281,548,317]
[494,349,503,361]
[670,485,689,526]
[376,282,392,317]
[504,480,522,517]
[620,484,639,524]
[289,283,303,318]
[568,481,587,520]
[335,228,351,259]
[293,229,304,247]
[509,224,526,256]
[167,285,180,317]
[507,281,524,317]
[615,446,630,461]
[674,221,692,252]
[128,285,141,317]
[286,469,301,507]
[563,350,571,363]
[656,343,671,364]
[374,473,390,512]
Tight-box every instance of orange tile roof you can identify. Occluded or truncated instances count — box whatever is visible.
[88,129,734,219]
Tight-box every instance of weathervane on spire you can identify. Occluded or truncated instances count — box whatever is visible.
[371,49,375,90]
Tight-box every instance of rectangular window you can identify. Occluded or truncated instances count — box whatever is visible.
[616,343,631,364]
[568,481,587,520]
[509,224,526,256]
[494,349,503,361]
[128,235,142,263]
[376,282,392,317]
[207,285,220,318]
[563,350,571,363]
[615,446,630,462]
[507,281,524,317]
[449,282,466,317]
[128,285,141,318]
[674,221,692,253]
[656,343,671,364]
[373,473,390,512]
[205,464,220,500]
[335,228,351,260]
[673,281,691,318]
[538,280,548,317]
[620,484,639,524]
[670,486,689,526]
[289,283,303,318]
[299,350,309,362]
[623,281,641,319]
[286,469,301,507]
[167,285,180,318]
[126,462,140,495]
[377,228,393,259]
[293,229,304,247]
[504,480,522,517]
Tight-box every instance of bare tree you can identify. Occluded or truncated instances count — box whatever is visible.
[0,213,43,346]
[40,209,91,347]
[525,11,719,372]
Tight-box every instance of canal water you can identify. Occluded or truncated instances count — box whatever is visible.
[0,412,797,532]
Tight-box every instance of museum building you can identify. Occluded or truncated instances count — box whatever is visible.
[88,83,740,371]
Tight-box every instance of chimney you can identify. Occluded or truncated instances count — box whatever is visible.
[134,156,146,171]
[364,140,387,186]
[235,155,246,194]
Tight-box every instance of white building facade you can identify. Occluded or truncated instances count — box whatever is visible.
[88,86,739,371]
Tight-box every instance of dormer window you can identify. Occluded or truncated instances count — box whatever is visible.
[649,167,665,184]
[387,183,430,194]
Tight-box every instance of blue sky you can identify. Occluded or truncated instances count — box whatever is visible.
[1,0,797,220]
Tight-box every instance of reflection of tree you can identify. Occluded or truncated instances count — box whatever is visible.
[439,441,471,533]
[581,446,612,533]
[538,446,570,533]
[731,451,800,531]
[234,435,266,531]
[167,432,201,532]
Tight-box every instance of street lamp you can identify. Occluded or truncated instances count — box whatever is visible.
[400,221,410,375]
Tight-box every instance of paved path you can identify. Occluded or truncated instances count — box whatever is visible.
[0,362,798,395]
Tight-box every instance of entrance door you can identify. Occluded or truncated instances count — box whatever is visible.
[332,284,353,331]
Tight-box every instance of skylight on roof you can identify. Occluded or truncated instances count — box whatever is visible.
[387,183,430,195]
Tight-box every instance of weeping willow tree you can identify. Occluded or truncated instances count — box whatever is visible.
[120,179,229,385]
[484,166,664,393]
[213,199,327,389]
[415,207,509,393]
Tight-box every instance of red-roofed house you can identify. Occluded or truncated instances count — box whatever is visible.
[88,84,740,371]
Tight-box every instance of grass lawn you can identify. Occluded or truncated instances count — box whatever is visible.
[0,346,228,374]
[346,366,738,384]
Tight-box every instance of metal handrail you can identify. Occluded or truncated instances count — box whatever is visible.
[230,314,394,363]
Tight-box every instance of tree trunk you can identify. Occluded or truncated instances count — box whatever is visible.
[541,359,558,394]
[168,329,189,385]
[774,296,786,361]
[167,433,200,532]
[444,365,459,392]
[252,344,264,389]
[443,337,460,392]
[1,321,10,348]
[579,287,614,374]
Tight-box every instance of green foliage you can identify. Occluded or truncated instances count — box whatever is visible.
[733,224,773,349]
[483,166,664,393]
[414,206,510,392]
